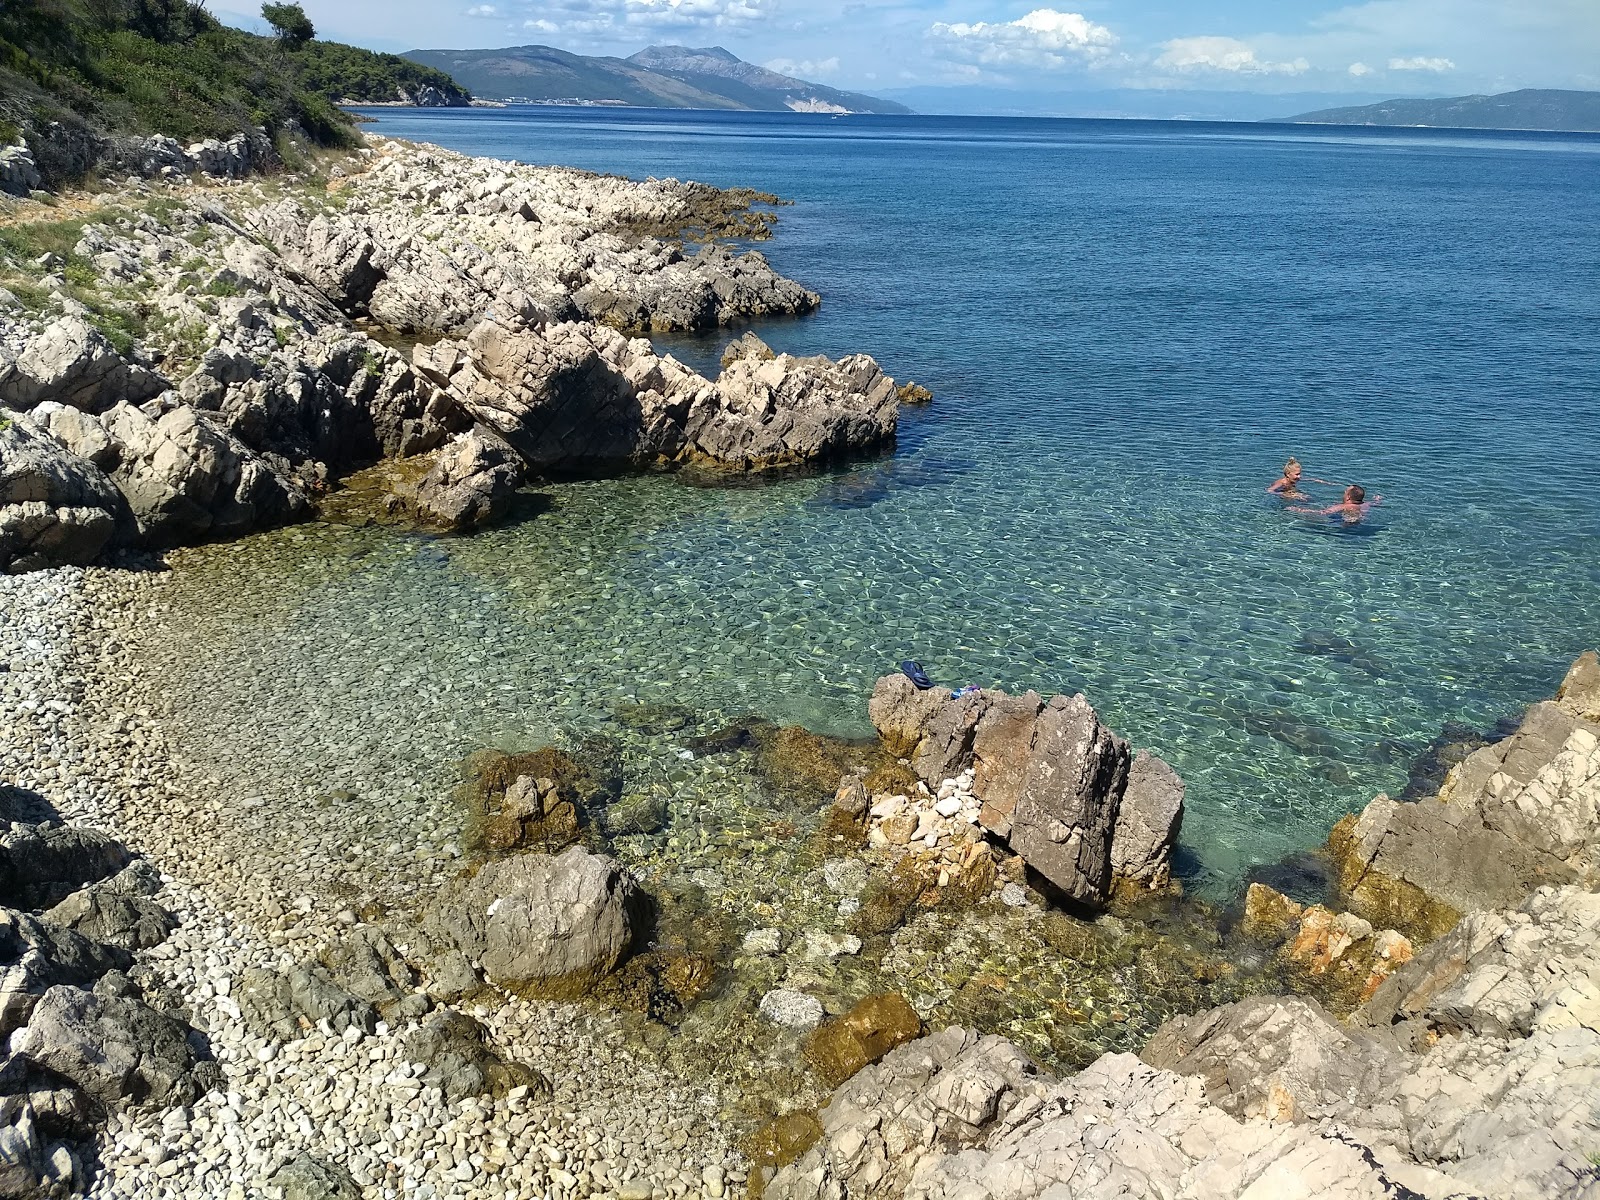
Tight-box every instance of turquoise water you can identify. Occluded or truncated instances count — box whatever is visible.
[308,111,1600,886]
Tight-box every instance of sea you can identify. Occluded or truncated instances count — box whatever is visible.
[235,107,1600,889]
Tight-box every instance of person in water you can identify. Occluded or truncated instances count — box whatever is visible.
[1266,457,1336,500]
[1293,485,1381,525]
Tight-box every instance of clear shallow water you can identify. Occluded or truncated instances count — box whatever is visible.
[236,110,1600,888]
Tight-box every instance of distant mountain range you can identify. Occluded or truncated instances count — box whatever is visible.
[1283,89,1600,132]
[403,44,910,115]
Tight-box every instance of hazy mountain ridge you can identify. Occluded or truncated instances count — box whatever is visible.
[1283,88,1600,132]
[404,44,909,115]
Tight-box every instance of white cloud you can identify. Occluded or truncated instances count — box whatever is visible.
[463,4,496,15]
[930,8,1117,70]
[1154,36,1310,76]
[511,0,773,38]
[1388,55,1456,71]
[1347,61,1372,75]
[765,57,840,79]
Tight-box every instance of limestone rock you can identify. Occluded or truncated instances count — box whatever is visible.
[0,1095,46,1198]
[1142,994,1399,1122]
[1329,682,1600,936]
[97,399,310,546]
[0,908,132,1038]
[1241,881,1305,942]
[766,1026,1046,1200]
[0,143,41,197]
[905,1053,1432,1200]
[1009,695,1132,907]
[266,1154,362,1200]
[0,413,124,572]
[759,989,824,1031]
[434,846,645,992]
[1356,884,1600,1041]
[41,885,176,952]
[866,675,1182,907]
[1110,749,1186,889]
[415,318,899,473]
[385,426,523,531]
[400,1008,550,1102]
[14,984,219,1110]
[0,317,165,414]
[866,673,952,759]
[237,963,377,1042]
[1557,651,1600,722]
[0,822,131,908]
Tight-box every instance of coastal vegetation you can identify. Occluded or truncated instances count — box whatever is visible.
[0,0,468,155]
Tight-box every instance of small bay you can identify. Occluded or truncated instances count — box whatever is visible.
[163,108,1600,890]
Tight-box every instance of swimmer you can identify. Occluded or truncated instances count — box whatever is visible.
[1268,457,1339,501]
[1292,485,1381,526]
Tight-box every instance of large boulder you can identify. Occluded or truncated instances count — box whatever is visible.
[0,317,165,414]
[0,413,124,572]
[865,674,1183,907]
[1111,750,1186,890]
[14,984,219,1109]
[93,399,310,546]
[383,426,523,531]
[1008,695,1131,907]
[431,846,646,994]
[1329,677,1599,938]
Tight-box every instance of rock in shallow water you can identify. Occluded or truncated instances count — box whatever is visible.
[759,988,824,1030]
[432,845,646,993]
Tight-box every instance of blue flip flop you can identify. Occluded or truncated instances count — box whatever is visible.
[901,660,935,690]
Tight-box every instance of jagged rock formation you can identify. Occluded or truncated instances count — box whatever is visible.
[0,141,909,570]
[1328,654,1600,937]
[767,885,1600,1200]
[415,322,899,472]
[866,674,1184,907]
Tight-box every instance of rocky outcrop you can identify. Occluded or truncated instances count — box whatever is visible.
[0,317,165,414]
[97,130,275,181]
[1328,666,1599,938]
[84,399,310,547]
[0,144,41,197]
[865,674,1183,907]
[429,846,646,994]
[1,139,910,570]
[770,883,1600,1200]
[0,414,124,573]
[415,323,899,472]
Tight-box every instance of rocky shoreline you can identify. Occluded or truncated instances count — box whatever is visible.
[2,137,917,574]
[3,138,1598,1200]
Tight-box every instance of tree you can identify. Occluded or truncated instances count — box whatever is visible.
[261,2,312,47]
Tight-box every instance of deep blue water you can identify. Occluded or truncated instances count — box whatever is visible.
[338,107,1600,886]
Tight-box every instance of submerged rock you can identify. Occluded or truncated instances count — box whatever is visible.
[805,992,922,1086]
[381,426,524,531]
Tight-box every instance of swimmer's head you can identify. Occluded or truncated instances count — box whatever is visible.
[1346,485,1366,503]
[1284,457,1302,481]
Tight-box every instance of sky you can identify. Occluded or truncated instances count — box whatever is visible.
[227,0,1600,98]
